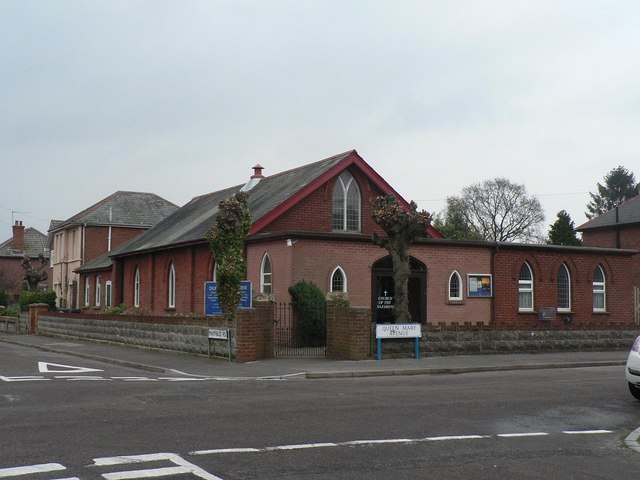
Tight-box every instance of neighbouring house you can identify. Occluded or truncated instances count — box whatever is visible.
[48,191,179,310]
[0,221,50,302]
[577,194,640,321]
[76,150,637,329]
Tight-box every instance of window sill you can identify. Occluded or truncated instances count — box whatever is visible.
[593,310,609,315]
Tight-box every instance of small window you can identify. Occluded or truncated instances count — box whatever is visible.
[134,268,140,308]
[593,265,606,312]
[448,271,462,301]
[330,267,347,293]
[95,275,102,307]
[168,263,176,308]
[260,254,272,294]
[84,277,90,307]
[557,263,571,312]
[105,281,112,308]
[518,262,534,312]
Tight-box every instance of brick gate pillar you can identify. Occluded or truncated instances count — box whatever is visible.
[28,303,49,334]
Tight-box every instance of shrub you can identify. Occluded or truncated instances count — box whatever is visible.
[288,280,326,347]
[0,307,19,317]
[0,289,8,307]
[19,290,56,311]
[102,304,128,315]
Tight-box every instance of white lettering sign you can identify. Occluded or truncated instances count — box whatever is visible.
[208,328,229,340]
[376,323,422,339]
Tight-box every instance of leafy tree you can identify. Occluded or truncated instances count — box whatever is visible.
[372,195,432,323]
[288,281,326,346]
[442,178,544,243]
[432,206,483,241]
[205,191,252,322]
[547,210,582,246]
[586,166,639,219]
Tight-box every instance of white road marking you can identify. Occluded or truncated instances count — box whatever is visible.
[110,377,159,382]
[562,430,612,435]
[38,362,103,374]
[55,376,111,381]
[0,462,66,477]
[189,430,613,456]
[91,453,223,480]
[0,375,49,382]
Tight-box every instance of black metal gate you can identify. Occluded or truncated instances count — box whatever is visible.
[273,303,326,357]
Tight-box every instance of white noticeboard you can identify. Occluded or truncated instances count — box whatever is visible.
[376,323,422,339]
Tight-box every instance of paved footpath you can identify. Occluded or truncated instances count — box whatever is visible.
[0,332,630,379]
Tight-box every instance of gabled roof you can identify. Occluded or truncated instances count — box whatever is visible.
[0,227,48,258]
[49,191,179,233]
[576,194,640,231]
[114,149,441,258]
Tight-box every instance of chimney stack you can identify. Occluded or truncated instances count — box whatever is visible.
[251,164,265,179]
[12,220,25,252]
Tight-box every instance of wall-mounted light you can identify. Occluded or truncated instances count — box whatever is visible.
[286,239,297,247]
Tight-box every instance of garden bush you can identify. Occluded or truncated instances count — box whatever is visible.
[19,290,56,311]
[288,280,326,347]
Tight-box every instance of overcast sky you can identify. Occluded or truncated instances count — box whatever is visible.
[1,0,639,244]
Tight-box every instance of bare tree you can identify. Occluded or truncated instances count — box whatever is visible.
[444,178,545,243]
[21,254,49,291]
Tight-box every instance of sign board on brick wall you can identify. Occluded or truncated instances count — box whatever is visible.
[467,274,492,298]
[204,281,252,316]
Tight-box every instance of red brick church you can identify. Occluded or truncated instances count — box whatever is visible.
[77,150,637,328]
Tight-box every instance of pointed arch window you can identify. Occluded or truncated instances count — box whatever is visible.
[168,263,176,308]
[330,267,347,293]
[593,265,606,312]
[260,254,272,294]
[133,268,140,308]
[105,281,112,308]
[95,275,102,307]
[518,262,534,312]
[332,171,361,231]
[557,263,571,312]
[448,271,462,301]
[84,277,90,307]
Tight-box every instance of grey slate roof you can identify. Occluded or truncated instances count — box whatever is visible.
[75,242,129,272]
[115,151,354,256]
[0,227,48,258]
[576,194,640,231]
[50,191,179,232]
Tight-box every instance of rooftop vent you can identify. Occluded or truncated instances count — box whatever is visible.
[240,164,265,192]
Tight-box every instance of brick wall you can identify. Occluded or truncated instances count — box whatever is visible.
[326,304,371,360]
[494,248,634,328]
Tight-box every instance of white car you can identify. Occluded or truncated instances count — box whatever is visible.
[626,335,640,401]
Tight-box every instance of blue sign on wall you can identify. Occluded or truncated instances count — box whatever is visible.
[204,281,253,316]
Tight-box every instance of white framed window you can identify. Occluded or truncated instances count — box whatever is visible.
[84,277,90,307]
[330,266,347,293]
[168,263,176,308]
[332,171,361,231]
[95,275,102,307]
[557,263,571,312]
[134,268,140,308]
[448,271,463,301]
[593,265,606,312]
[105,281,112,308]
[260,254,272,294]
[518,262,534,312]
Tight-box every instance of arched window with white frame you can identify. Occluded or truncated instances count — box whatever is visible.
[557,263,571,312]
[332,171,361,231]
[593,265,606,312]
[84,277,90,307]
[133,268,140,308]
[330,266,347,293]
[168,263,176,308]
[260,254,272,294]
[518,262,534,312]
[105,281,112,308]
[448,270,462,301]
[95,275,102,307]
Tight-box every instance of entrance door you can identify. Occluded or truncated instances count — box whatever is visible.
[371,256,426,324]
